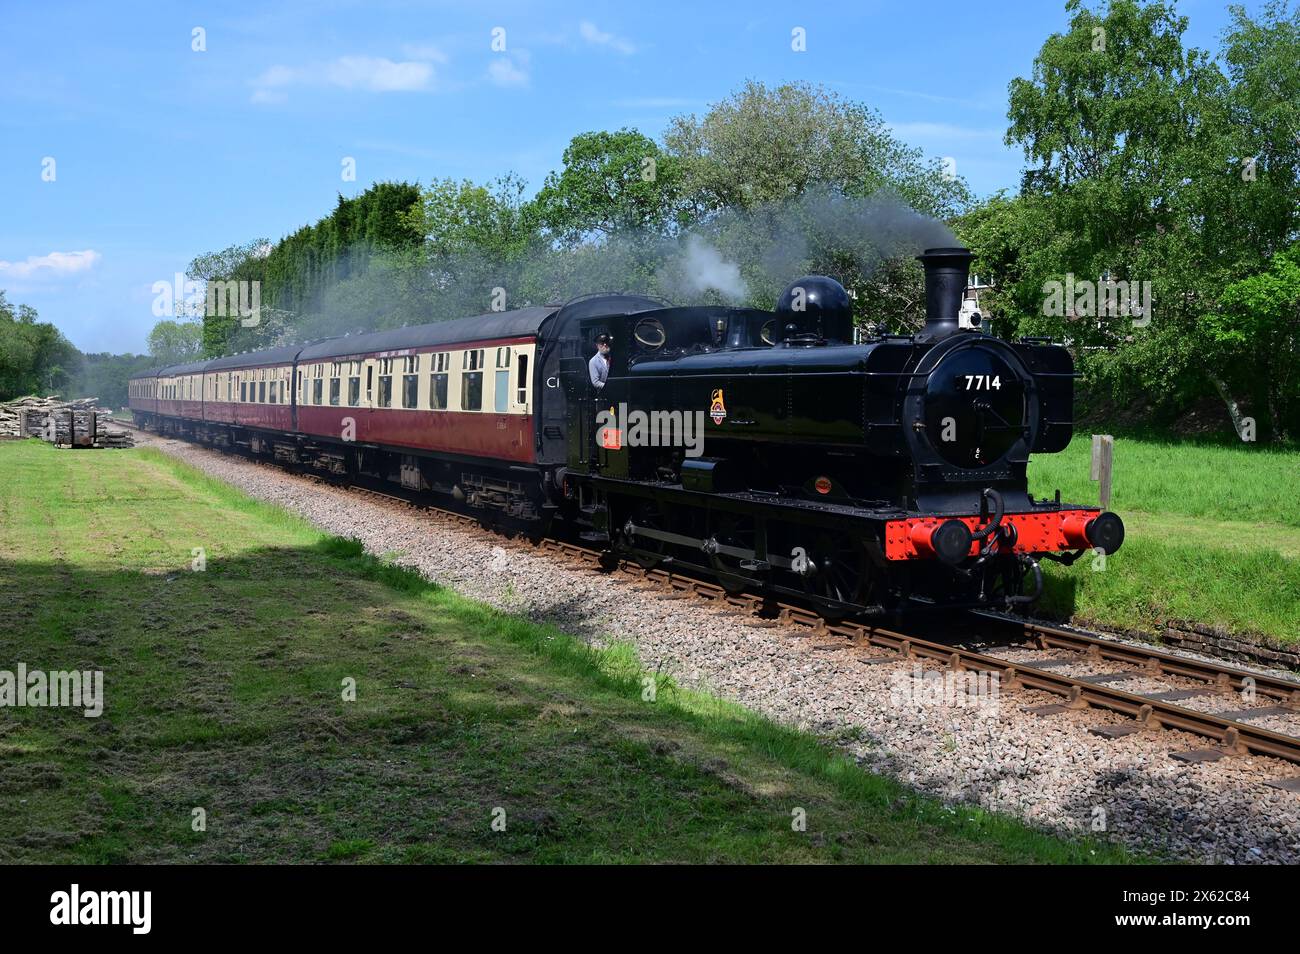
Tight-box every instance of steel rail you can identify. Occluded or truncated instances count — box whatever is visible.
[971,611,1300,702]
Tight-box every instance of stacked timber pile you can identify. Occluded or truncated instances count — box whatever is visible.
[95,412,135,448]
[0,396,134,447]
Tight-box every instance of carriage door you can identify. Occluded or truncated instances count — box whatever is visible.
[493,347,520,454]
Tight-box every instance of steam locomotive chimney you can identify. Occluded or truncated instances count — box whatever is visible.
[916,246,974,342]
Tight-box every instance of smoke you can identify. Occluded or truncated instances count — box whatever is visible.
[651,187,957,308]
[708,186,958,302]
[217,186,955,352]
[667,235,748,301]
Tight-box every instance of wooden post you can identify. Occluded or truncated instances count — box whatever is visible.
[1091,434,1114,509]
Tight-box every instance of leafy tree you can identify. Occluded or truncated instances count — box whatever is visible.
[663,81,970,326]
[147,319,204,366]
[1218,1,1300,259]
[533,130,686,243]
[1206,242,1300,440]
[986,0,1299,441]
[200,182,423,354]
[65,352,153,408]
[407,174,548,319]
[187,238,270,285]
[664,80,968,219]
[0,292,77,399]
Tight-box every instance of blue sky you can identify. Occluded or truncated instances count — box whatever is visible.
[0,0,1245,354]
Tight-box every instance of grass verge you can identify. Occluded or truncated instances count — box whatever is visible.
[1029,435,1300,643]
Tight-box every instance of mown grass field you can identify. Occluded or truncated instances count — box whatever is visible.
[1028,434,1300,643]
[0,440,1130,864]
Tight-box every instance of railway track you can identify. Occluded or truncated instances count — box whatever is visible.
[134,423,1300,786]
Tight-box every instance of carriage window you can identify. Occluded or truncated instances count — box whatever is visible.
[280,380,287,402]
[257,381,265,402]
[329,378,340,406]
[240,382,247,402]
[516,354,529,405]
[401,356,419,409]
[430,372,448,409]
[269,380,277,404]
[634,318,667,349]
[347,376,360,406]
[461,371,482,410]
[377,357,393,408]
[495,347,511,368]
[494,370,509,413]
[312,378,323,405]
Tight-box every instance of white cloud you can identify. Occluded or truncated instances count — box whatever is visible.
[251,55,436,101]
[488,53,530,88]
[579,21,635,54]
[0,249,101,279]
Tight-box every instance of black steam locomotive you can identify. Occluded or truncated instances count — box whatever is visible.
[131,245,1122,618]
[557,246,1123,615]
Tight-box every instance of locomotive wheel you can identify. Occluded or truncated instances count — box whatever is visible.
[707,513,758,595]
[800,533,872,619]
[622,501,670,571]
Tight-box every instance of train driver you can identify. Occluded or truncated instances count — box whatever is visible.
[588,333,611,391]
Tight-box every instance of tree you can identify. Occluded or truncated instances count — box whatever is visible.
[1206,242,1300,440]
[533,130,686,243]
[989,0,1299,440]
[198,182,424,354]
[662,80,971,326]
[0,292,77,399]
[65,352,153,408]
[408,174,547,319]
[664,80,968,219]
[147,319,204,366]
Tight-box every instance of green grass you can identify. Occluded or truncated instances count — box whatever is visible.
[0,439,1133,864]
[1029,434,1300,528]
[1028,434,1300,643]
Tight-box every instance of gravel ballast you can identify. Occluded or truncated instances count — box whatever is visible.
[140,434,1300,864]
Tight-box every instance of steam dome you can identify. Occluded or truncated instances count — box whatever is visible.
[774,275,853,343]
